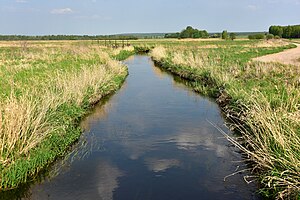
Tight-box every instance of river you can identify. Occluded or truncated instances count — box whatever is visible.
[8,55,260,200]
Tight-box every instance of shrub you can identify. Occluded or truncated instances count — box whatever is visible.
[248,34,265,40]
[230,33,236,40]
[266,34,274,40]
[274,35,281,39]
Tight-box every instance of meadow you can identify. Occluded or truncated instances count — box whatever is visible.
[0,38,299,199]
[146,39,299,199]
[0,41,133,190]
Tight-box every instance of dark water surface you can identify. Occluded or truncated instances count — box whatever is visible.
[14,56,259,199]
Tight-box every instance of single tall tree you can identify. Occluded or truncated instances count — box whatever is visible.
[222,30,228,40]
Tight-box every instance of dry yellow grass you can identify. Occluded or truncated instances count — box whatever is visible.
[151,46,167,61]
[0,43,127,168]
[54,59,126,105]
[150,43,300,198]
[0,92,54,165]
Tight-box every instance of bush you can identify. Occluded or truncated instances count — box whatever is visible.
[274,35,281,39]
[230,33,236,40]
[266,34,274,40]
[248,34,265,40]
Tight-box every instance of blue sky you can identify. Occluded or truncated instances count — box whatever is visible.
[0,0,299,35]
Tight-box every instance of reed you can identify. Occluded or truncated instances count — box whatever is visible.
[150,40,299,199]
[0,42,128,189]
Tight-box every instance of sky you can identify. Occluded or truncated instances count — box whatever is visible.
[0,0,300,35]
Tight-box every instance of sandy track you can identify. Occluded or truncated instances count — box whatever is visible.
[253,43,300,66]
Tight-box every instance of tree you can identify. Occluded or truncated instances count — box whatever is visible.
[269,26,283,37]
[269,25,300,38]
[175,26,209,39]
[201,30,209,38]
[222,30,228,40]
[282,25,292,38]
[229,33,236,40]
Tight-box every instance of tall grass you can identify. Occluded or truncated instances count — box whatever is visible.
[230,88,300,199]
[0,93,53,166]
[150,40,300,199]
[0,42,128,189]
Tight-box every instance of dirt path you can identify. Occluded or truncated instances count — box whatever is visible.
[253,43,300,66]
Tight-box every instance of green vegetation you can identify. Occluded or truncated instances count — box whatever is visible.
[165,26,209,39]
[1,38,299,199]
[222,30,229,40]
[269,25,300,38]
[222,31,237,40]
[0,41,133,190]
[229,33,236,40]
[266,34,275,40]
[248,33,265,40]
[149,39,299,199]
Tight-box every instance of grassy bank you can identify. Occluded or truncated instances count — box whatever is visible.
[150,40,299,199]
[0,41,132,190]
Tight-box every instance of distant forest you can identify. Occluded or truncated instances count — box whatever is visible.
[269,25,300,38]
[2,25,298,41]
[0,35,138,41]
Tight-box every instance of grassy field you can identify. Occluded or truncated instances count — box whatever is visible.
[145,39,299,199]
[0,39,299,199]
[0,41,134,190]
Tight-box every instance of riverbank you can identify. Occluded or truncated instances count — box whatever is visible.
[150,40,299,199]
[0,42,133,190]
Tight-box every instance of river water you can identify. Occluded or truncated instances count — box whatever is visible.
[7,55,260,200]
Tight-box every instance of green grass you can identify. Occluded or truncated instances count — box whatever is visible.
[149,39,299,199]
[1,39,299,199]
[0,42,131,190]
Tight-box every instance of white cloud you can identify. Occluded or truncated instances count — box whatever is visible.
[145,158,180,172]
[247,5,259,11]
[50,8,73,15]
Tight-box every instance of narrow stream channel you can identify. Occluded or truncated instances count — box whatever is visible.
[11,55,260,200]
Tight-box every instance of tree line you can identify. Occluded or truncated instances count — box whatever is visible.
[0,35,138,41]
[165,26,209,39]
[269,25,300,38]
[165,27,238,40]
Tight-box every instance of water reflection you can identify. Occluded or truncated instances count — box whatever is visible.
[151,63,165,80]
[3,55,260,200]
[173,125,230,157]
[145,158,180,172]
[27,160,123,200]
[96,161,123,200]
[80,99,112,132]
